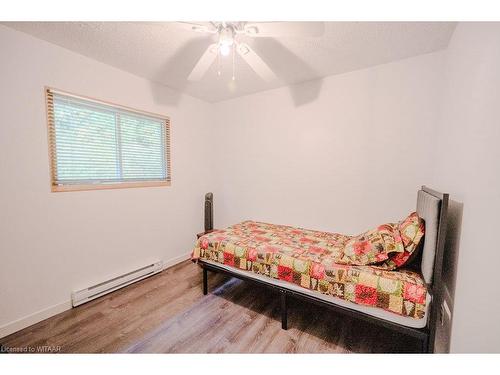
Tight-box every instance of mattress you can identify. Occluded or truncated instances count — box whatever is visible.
[192,221,430,326]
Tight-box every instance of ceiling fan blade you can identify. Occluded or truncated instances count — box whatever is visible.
[175,22,217,34]
[188,44,218,81]
[243,22,325,37]
[237,43,276,82]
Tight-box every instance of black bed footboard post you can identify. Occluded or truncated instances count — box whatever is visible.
[421,335,429,353]
[202,268,208,295]
[280,290,288,330]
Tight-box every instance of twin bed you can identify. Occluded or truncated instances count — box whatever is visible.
[191,186,448,353]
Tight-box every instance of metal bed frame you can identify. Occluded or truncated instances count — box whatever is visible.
[196,186,449,353]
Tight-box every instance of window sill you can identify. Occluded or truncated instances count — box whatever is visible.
[51,181,171,192]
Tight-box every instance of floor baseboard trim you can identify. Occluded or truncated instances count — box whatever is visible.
[0,300,72,339]
[162,252,191,271]
[0,252,192,339]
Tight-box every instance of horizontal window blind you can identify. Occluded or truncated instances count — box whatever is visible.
[46,89,170,190]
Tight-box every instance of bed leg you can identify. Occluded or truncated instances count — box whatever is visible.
[202,268,208,295]
[280,290,288,330]
[421,335,430,353]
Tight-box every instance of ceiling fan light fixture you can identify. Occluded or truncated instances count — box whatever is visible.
[218,27,235,57]
[245,26,258,35]
[219,35,234,46]
[184,21,278,82]
[219,43,231,56]
[238,45,250,55]
[219,26,234,43]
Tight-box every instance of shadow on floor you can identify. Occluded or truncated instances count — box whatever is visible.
[209,274,421,353]
[128,266,421,353]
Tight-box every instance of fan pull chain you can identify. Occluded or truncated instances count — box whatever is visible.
[217,47,221,77]
[232,44,236,81]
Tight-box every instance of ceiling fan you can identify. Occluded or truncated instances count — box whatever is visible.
[178,22,324,82]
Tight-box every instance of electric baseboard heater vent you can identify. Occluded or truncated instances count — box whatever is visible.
[71,261,163,307]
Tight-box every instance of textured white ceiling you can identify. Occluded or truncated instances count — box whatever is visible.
[4,22,456,102]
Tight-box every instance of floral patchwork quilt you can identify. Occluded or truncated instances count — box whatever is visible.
[192,219,427,319]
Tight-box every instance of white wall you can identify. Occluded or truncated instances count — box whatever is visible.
[3,22,500,353]
[0,25,213,336]
[431,23,500,353]
[212,52,444,234]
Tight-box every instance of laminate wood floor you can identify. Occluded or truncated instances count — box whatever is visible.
[1,260,420,353]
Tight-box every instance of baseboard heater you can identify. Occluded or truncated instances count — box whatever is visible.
[71,261,164,307]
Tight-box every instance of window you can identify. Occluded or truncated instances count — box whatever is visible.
[46,88,171,192]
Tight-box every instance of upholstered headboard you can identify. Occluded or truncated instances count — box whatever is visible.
[416,186,449,286]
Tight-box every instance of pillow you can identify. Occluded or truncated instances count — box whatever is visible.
[374,212,425,270]
[336,222,405,266]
